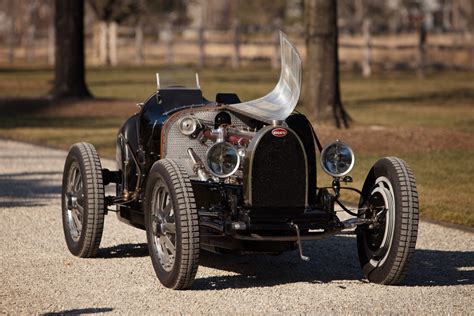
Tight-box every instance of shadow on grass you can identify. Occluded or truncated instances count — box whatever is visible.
[0,67,52,73]
[0,97,52,114]
[349,88,474,106]
[0,115,122,129]
[0,96,123,116]
[97,237,473,289]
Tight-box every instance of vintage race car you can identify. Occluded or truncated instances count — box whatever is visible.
[61,32,419,290]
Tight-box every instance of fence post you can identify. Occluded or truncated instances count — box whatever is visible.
[108,21,118,66]
[48,23,55,66]
[469,33,474,71]
[135,21,144,65]
[98,21,107,65]
[417,22,427,77]
[231,19,240,69]
[198,26,205,67]
[25,0,38,63]
[163,22,174,64]
[7,0,15,64]
[362,18,372,77]
[271,23,281,70]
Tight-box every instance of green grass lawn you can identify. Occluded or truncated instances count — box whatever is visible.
[0,65,473,227]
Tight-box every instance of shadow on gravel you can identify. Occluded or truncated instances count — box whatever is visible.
[91,236,473,289]
[195,236,362,290]
[407,249,474,286]
[193,236,473,290]
[41,307,113,315]
[97,243,149,259]
[0,171,61,208]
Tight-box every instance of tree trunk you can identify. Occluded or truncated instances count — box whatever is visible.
[51,0,91,99]
[304,0,350,128]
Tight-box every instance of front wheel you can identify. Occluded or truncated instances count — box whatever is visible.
[357,157,419,285]
[62,142,105,258]
[144,159,200,290]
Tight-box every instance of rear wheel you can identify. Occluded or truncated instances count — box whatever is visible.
[62,142,105,257]
[144,159,200,290]
[357,157,419,285]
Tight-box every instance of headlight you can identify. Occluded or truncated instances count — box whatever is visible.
[320,140,354,177]
[205,142,240,178]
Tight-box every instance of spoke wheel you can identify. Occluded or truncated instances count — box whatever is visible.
[151,184,176,272]
[357,157,419,285]
[62,142,105,258]
[144,159,199,290]
[65,162,85,242]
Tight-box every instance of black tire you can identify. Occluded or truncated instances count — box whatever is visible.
[62,142,105,258]
[144,159,199,290]
[357,157,419,285]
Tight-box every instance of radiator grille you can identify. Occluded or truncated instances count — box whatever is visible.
[245,126,307,210]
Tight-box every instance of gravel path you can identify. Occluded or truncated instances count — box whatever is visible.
[0,139,472,314]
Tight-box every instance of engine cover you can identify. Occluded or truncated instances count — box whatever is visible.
[244,125,308,211]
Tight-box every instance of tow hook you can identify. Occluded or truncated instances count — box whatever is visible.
[291,222,310,262]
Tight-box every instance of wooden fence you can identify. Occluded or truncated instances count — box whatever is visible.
[1,25,473,73]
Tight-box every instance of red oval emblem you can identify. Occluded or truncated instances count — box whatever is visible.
[271,128,287,137]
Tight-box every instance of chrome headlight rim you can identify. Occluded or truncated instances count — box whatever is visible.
[205,142,240,178]
[320,140,355,178]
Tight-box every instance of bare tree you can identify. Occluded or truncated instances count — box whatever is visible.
[50,0,91,99]
[304,0,350,128]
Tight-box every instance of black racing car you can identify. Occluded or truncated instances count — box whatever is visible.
[61,32,419,289]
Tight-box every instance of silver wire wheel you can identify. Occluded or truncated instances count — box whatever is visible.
[357,157,419,285]
[61,142,104,258]
[151,182,176,272]
[144,159,199,290]
[65,162,85,242]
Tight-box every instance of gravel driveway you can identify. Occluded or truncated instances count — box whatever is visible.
[0,139,472,314]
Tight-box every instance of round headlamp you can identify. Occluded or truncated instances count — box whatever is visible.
[205,142,240,178]
[320,140,355,177]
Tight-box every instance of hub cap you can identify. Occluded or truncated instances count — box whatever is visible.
[151,182,176,272]
[65,163,84,242]
[363,176,396,266]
